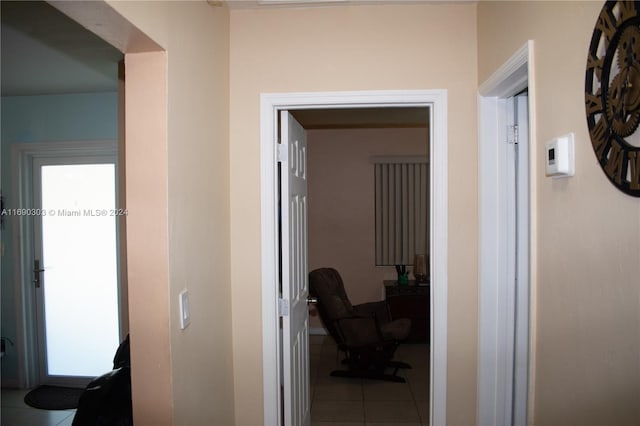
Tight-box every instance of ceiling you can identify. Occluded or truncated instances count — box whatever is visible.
[0,1,428,129]
[226,0,439,10]
[0,0,122,96]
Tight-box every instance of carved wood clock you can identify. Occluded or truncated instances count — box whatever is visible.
[586,0,640,196]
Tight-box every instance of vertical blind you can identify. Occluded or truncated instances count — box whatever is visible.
[374,157,429,266]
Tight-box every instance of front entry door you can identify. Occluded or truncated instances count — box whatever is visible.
[279,111,311,426]
[32,154,121,386]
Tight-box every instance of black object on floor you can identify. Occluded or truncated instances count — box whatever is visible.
[24,385,84,410]
[72,334,132,426]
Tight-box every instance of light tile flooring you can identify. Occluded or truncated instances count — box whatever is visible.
[310,334,430,426]
[1,336,429,426]
[0,388,75,426]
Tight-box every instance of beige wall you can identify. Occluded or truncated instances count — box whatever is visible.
[56,2,640,425]
[103,2,234,425]
[230,4,478,425]
[124,50,173,426]
[307,127,428,330]
[478,2,640,425]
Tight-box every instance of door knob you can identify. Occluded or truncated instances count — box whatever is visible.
[306,296,318,305]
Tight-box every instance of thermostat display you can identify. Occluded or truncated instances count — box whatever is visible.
[546,133,575,178]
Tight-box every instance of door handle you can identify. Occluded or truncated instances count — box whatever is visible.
[33,259,45,288]
[306,296,318,305]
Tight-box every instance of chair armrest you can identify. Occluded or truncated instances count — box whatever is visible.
[353,301,391,324]
[334,315,386,347]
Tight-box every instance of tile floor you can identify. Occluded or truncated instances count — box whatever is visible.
[1,335,429,426]
[310,334,430,426]
[0,388,75,426]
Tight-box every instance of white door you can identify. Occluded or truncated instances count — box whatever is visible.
[279,111,311,426]
[511,92,530,426]
[32,155,121,386]
[503,92,530,425]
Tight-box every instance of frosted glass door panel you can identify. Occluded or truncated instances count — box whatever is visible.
[40,164,119,377]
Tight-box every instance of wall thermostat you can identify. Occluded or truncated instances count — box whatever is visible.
[546,133,575,178]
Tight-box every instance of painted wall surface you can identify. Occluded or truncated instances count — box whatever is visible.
[0,92,117,384]
[102,2,234,425]
[230,4,478,425]
[17,3,636,425]
[1,93,117,143]
[307,127,428,330]
[124,51,173,425]
[478,2,640,425]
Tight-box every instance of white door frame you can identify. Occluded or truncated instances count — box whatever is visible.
[10,140,121,388]
[477,41,534,425]
[260,89,448,426]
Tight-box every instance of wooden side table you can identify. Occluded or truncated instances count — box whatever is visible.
[384,280,430,343]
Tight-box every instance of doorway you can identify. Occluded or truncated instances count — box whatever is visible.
[261,90,448,426]
[1,0,126,390]
[12,140,124,388]
[295,107,430,423]
[477,42,533,425]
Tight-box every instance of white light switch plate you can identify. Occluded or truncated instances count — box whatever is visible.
[179,289,190,330]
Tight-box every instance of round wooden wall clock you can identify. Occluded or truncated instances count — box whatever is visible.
[585,0,640,196]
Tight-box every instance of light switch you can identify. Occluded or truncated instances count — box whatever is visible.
[179,289,191,330]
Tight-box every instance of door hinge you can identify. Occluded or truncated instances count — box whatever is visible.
[507,125,519,145]
[277,144,288,163]
[278,298,289,317]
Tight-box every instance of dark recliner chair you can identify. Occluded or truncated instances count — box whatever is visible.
[309,267,412,382]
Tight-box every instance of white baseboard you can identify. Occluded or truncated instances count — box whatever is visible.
[309,327,327,336]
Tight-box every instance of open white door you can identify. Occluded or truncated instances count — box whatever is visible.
[279,111,311,426]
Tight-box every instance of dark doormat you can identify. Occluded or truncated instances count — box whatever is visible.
[24,385,84,410]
